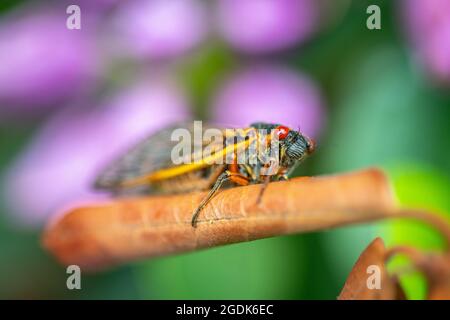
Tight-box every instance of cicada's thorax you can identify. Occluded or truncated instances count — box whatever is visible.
[226,126,292,184]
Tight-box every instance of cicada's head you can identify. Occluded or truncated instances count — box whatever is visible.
[275,125,316,167]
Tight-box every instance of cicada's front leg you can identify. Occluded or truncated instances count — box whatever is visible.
[255,165,292,205]
[255,175,271,205]
[255,159,281,205]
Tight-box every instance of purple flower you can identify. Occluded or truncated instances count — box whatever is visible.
[402,0,450,84]
[216,0,318,54]
[212,65,325,138]
[2,78,191,228]
[109,0,208,60]
[67,0,119,11]
[0,7,98,114]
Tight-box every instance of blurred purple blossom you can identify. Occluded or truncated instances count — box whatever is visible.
[216,0,317,54]
[2,78,191,227]
[109,0,208,60]
[212,65,325,138]
[0,8,98,114]
[67,0,119,11]
[402,0,450,84]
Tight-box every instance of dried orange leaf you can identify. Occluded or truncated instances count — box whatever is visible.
[43,168,448,271]
[338,238,400,300]
[423,255,450,300]
[44,169,397,270]
[386,246,450,300]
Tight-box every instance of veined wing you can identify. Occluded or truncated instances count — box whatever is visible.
[94,122,250,190]
[118,134,256,188]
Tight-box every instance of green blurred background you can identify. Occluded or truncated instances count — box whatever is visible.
[0,0,449,299]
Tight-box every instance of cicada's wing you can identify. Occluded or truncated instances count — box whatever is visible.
[93,122,227,191]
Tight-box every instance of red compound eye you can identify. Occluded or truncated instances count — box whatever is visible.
[275,125,290,140]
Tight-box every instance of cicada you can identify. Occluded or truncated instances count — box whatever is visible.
[94,122,315,227]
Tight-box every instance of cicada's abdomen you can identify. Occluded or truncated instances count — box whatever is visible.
[153,164,225,194]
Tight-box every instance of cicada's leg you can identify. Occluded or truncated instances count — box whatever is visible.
[256,168,292,204]
[191,170,249,227]
[256,170,290,204]
[256,175,271,205]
